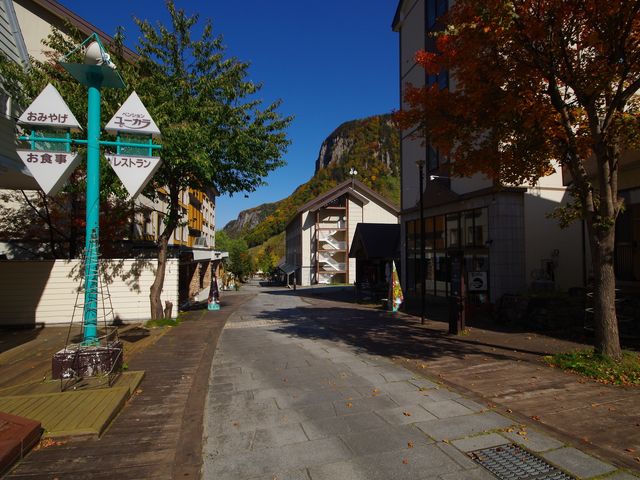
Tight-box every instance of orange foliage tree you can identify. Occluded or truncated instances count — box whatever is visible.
[396,0,640,360]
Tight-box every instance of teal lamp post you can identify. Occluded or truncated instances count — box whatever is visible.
[58,35,126,344]
[19,33,162,366]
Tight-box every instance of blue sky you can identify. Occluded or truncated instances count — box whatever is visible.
[58,0,400,228]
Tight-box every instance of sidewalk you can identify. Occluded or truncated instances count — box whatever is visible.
[5,292,255,479]
[298,290,640,473]
[203,287,639,479]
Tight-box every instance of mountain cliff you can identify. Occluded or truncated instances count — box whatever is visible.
[222,203,276,238]
[223,113,400,252]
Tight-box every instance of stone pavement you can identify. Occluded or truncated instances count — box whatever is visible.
[203,288,639,480]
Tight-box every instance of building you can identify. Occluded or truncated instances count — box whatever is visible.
[392,0,584,310]
[284,178,399,286]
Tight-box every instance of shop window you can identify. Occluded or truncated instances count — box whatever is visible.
[446,213,460,248]
[473,208,488,246]
[434,215,445,249]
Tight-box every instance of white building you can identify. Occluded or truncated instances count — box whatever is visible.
[392,0,585,311]
[285,179,399,286]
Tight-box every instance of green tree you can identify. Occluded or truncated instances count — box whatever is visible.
[228,240,253,282]
[134,2,291,318]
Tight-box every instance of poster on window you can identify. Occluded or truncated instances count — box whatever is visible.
[468,271,488,292]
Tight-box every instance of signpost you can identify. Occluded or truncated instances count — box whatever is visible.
[17,33,162,379]
[448,251,466,334]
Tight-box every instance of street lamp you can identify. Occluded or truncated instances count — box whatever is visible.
[349,167,358,186]
[18,33,162,379]
[416,159,426,325]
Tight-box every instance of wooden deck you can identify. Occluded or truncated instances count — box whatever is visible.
[0,371,144,438]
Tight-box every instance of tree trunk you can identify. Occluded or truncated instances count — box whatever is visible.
[588,222,622,360]
[150,235,169,319]
[149,185,180,320]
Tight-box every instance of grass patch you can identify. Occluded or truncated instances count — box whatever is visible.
[145,312,188,329]
[544,349,640,385]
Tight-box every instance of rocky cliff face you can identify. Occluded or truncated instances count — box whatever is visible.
[223,203,275,238]
[314,115,398,174]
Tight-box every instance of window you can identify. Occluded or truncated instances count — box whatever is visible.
[427,145,439,171]
[446,213,459,248]
[427,0,448,30]
[473,208,488,246]
[410,207,489,299]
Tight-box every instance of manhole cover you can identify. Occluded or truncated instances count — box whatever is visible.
[468,444,574,480]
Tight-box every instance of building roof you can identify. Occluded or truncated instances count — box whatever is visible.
[349,223,400,260]
[391,0,409,31]
[14,0,138,62]
[297,178,399,215]
[0,0,29,66]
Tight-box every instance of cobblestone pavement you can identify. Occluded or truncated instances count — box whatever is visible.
[202,288,638,480]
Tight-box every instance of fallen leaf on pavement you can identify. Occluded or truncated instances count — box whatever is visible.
[34,439,66,450]
[506,409,513,413]
[402,457,409,464]
[407,441,414,448]
[346,402,353,408]
[625,448,636,453]
[531,415,541,421]
[403,411,412,417]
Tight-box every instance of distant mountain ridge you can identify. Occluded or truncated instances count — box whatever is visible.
[223,113,400,250]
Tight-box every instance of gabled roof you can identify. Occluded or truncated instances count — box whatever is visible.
[297,178,399,215]
[349,223,400,260]
[14,0,138,62]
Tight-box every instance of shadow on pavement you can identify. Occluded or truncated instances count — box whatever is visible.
[255,304,552,364]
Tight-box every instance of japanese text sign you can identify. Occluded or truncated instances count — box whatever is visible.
[18,84,81,131]
[17,149,80,195]
[105,91,160,137]
[106,154,162,198]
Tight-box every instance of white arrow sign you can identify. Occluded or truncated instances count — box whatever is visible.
[106,154,162,198]
[105,91,161,137]
[18,83,81,131]
[17,150,80,196]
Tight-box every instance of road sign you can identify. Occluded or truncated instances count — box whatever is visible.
[16,150,80,195]
[106,154,162,198]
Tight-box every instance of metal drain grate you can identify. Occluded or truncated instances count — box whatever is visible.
[468,444,575,480]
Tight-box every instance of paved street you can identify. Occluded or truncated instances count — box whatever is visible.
[202,286,636,480]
